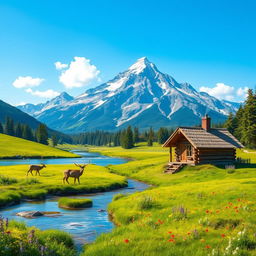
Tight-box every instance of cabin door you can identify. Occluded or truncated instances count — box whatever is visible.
[180,144,187,161]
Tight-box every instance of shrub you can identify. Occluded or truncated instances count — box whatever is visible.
[0,191,21,207]
[20,178,40,185]
[0,175,17,185]
[137,196,156,210]
[58,197,93,209]
[37,229,74,248]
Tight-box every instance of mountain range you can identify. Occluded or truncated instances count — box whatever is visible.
[18,57,240,133]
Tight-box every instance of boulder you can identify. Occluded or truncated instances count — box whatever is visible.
[16,211,44,218]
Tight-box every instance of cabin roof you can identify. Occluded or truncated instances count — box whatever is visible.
[163,127,244,149]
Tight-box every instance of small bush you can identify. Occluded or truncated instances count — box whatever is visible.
[20,178,40,185]
[113,193,126,201]
[0,175,17,185]
[209,218,241,229]
[58,197,93,209]
[37,229,74,248]
[137,196,156,210]
[0,191,21,207]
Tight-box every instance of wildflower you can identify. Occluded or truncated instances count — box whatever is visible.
[5,230,11,235]
[206,210,210,214]
[124,239,129,243]
[187,232,191,235]
[205,245,211,249]
[200,239,205,243]
[205,228,209,232]
[216,210,220,214]
[221,234,226,238]
[168,239,175,243]
[168,231,172,234]
[171,234,175,238]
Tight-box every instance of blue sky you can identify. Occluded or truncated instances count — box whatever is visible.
[0,0,255,105]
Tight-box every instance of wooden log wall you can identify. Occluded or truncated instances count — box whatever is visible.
[196,148,236,164]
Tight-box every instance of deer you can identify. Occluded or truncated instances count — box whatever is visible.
[63,163,88,184]
[27,164,46,176]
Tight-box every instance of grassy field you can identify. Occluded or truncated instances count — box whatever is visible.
[0,133,78,159]
[0,164,127,208]
[81,144,256,256]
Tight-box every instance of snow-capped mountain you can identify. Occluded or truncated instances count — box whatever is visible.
[18,57,240,133]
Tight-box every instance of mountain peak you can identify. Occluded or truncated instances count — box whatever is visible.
[128,57,154,74]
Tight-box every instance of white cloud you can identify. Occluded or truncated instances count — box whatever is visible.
[199,83,249,102]
[13,76,44,88]
[236,87,249,99]
[26,88,60,99]
[58,57,100,89]
[54,61,68,70]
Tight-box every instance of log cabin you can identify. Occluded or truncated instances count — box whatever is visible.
[162,115,244,172]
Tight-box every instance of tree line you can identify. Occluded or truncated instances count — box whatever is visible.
[224,88,256,149]
[0,117,50,145]
[72,126,174,149]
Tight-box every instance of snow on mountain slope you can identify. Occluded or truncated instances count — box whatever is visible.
[18,58,240,133]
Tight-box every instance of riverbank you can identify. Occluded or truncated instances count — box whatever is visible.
[82,144,256,256]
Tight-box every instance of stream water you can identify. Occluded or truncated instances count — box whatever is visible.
[0,151,149,250]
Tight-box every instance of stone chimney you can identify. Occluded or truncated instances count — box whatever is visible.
[202,115,211,131]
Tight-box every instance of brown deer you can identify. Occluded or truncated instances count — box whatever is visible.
[63,163,88,184]
[27,164,46,176]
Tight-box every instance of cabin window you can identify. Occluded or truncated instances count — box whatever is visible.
[186,145,192,157]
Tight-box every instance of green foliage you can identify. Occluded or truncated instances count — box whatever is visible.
[225,89,256,149]
[0,174,17,184]
[157,127,171,144]
[137,196,156,210]
[4,117,15,136]
[147,127,154,146]
[0,218,76,256]
[36,124,48,145]
[0,122,3,133]
[120,126,134,149]
[58,197,93,209]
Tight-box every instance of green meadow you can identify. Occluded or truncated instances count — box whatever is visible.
[0,133,78,158]
[80,144,256,256]
[0,164,127,208]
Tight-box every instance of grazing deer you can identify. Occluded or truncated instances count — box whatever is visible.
[63,163,88,184]
[27,164,46,176]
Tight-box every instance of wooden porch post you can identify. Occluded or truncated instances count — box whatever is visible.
[169,147,172,162]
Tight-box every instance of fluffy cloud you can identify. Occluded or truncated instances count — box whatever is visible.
[58,57,100,89]
[13,76,44,88]
[54,61,68,70]
[199,83,249,102]
[26,88,60,99]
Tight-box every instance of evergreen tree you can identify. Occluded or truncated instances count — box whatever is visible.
[22,125,34,141]
[4,117,15,136]
[147,127,154,146]
[241,89,256,148]
[51,135,58,147]
[233,106,244,140]
[0,122,3,133]
[15,123,23,138]
[36,124,48,145]
[120,127,134,149]
[157,127,170,144]
[224,112,236,134]
[133,127,139,144]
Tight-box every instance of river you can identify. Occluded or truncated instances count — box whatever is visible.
[0,150,148,250]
